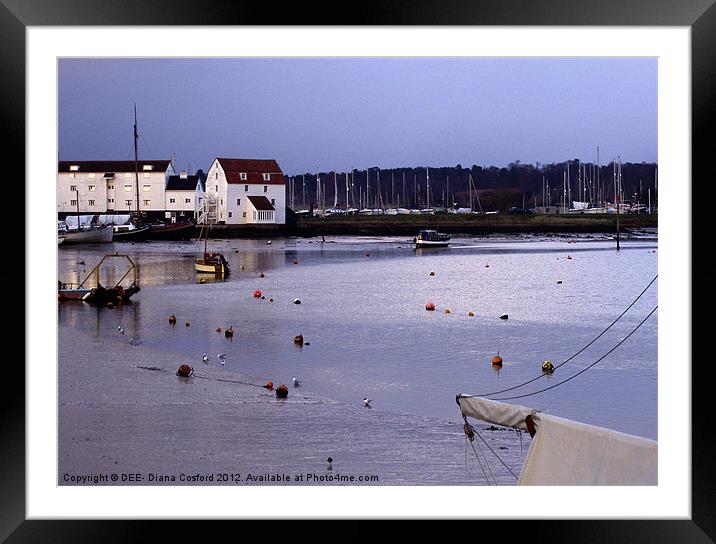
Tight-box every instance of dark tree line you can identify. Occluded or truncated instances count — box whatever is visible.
[283,160,658,211]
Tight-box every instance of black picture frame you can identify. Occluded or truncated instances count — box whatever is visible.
[3,0,705,540]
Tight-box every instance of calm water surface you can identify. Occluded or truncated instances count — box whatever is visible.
[58,234,658,485]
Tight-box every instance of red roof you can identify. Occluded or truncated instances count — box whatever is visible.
[247,196,276,211]
[216,158,285,185]
[58,160,172,173]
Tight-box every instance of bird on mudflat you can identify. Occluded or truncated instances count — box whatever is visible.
[326,457,333,471]
[217,353,226,365]
[293,377,301,387]
[202,353,209,364]
[117,326,125,335]
[363,398,372,408]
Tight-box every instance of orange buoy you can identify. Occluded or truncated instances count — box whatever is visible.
[253,289,262,298]
[491,353,503,366]
[275,384,289,398]
[176,364,193,377]
[264,381,274,390]
[216,327,222,333]
[225,326,234,338]
[468,311,475,317]
[169,314,177,325]
[425,301,436,311]
[294,334,304,345]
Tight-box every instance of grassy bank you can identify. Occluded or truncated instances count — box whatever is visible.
[295,213,657,236]
[203,213,657,238]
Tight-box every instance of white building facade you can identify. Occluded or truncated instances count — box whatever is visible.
[58,160,175,219]
[204,158,286,225]
[165,171,204,220]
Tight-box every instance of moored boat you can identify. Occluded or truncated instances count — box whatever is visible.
[414,229,450,248]
[58,254,140,305]
[194,223,230,276]
[146,221,196,241]
[59,225,114,244]
[113,222,151,241]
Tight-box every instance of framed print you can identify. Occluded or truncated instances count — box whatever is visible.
[4,0,707,539]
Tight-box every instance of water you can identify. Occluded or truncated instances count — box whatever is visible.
[58,234,658,485]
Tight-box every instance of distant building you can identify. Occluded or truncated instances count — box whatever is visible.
[165,170,205,221]
[202,158,285,225]
[58,160,175,220]
[533,205,562,215]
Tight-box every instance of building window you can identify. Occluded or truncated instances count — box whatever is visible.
[240,173,247,180]
[271,199,275,205]
[220,199,223,205]
[228,212,233,218]
[88,199,95,206]
[124,185,133,192]
[69,173,75,179]
[125,173,132,178]
[108,184,114,190]
[88,173,96,178]
[237,198,240,205]
[169,198,176,204]
[244,185,248,192]
[88,185,95,192]
[215,172,218,180]
[126,200,133,206]
[242,212,246,218]
[253,211,257,220]
[185,198,191,204]
[70,199,77,206]
[70,185,77,192]
[143,184,151,192]
[215,185,218,192]
[143,173,150,178]
[143,164,153,171]
[108,198,114,203]
[69,165,79,171]
[143,200,150,206]
[263,185,268,192]
[264,173,271,181]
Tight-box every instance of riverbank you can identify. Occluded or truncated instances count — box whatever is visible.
[201,213,657,238]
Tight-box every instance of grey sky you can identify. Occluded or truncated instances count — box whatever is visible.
[58,57,657,175]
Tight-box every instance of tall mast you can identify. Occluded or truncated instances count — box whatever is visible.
[426,168,430,208]
[134,104,140,217]
[333,171,338,208]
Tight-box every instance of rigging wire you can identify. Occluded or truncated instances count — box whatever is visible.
[491,305,657,401]
[472,274,657,398]
[467,436,494,485]
[474,430,519,480]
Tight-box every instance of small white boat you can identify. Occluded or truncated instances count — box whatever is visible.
[358,208,374,216]
[59,225,114,244]
[384,208,398,216]
[396,208,410,215]
[415,229,450,248]
[420,208,435,215]
[409,209,421,215]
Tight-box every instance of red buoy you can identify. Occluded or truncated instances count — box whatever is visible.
[425,301,436,311]
[176,364,193,377]
[264,381,274,390]
[275,384,289,398]
[253,289,263,298]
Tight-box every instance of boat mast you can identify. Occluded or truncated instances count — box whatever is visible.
[134,104,140,220]
[426,168,430,209]
[333,171,338,208]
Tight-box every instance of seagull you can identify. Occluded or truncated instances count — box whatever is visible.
[326,457,333,471]
[202,353,209,364]
[117,326,124,335]
[217,353,226,365]
[363,398,372,408]
[292,377,301,387]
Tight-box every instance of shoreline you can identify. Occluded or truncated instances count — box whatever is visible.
[199,213,658,238]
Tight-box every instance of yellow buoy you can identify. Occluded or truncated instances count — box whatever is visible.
[542,360,554,373]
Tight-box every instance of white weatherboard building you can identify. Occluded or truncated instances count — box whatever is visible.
[58,160,175,219]
[165,171,204,221]
[203,158,285,225]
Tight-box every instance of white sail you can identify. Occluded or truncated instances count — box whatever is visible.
[457,395,657,485]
